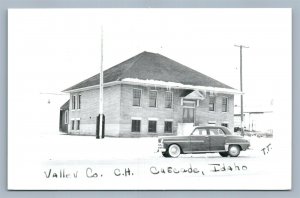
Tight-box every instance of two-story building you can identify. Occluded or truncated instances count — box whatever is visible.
[60,51,240,137]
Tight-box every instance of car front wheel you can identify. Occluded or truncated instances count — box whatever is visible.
[168,144,181,158]
[228,145,241,157]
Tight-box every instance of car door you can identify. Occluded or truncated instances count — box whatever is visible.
[189,128,209,152]
[208,128,226,151]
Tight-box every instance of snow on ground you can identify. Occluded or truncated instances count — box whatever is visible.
[9,131,280,190]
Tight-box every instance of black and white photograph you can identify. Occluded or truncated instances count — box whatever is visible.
[8,8,291,190]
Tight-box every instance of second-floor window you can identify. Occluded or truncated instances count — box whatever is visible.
[165,91,173,108]
[72,95,76,110]
[133,89,142,106]
[77,95,81,109]
[222,97,228,112]
[149,90,157,107]
[209,96,215,111]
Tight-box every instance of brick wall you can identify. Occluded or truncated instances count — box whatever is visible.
[68,85,121,136]
[119,84,235,137]
[67,83,234,137]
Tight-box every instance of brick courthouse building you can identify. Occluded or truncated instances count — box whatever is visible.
[60,52,240,137]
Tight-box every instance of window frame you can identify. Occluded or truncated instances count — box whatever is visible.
[71,119,75,130]
[209,96,215,111]
[64,110,68,124]
[76,119,80,130]
[149,90,158,108]
[209,128,226,136]
[77,95,81,109]
[164,121,173,133]
[148,120,157,133]
[131,119,141,132]
[132,88,142,107]
[221,123,229,128]
[72,95,76,110]
[222,97,229,112]
[165,91,173,109]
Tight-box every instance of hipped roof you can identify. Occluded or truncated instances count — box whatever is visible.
[63,51,234,92]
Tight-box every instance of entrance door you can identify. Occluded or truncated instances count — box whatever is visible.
[182,100,196,123]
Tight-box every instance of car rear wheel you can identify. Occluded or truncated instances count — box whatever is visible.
[168,144,181,158]
[219,152,229,157]
[228,145,241,157]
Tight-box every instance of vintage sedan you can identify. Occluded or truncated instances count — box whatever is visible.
[158,126,250,158]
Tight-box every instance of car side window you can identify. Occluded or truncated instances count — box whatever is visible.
[209,128,225,135]
[192,128,207,136]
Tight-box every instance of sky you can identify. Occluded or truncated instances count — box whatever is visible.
[8,9,291,131]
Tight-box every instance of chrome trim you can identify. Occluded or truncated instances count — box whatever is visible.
[190,140,205,143]
[158,148,166,152]
[185,150,226,153]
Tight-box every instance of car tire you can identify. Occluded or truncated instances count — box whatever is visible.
[219,152,229,157]
[162,152,170,158]
[228,145,241,157]
[168,144,181,158]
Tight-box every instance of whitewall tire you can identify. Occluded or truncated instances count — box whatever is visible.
[228,145,241,157]
[168,144,181,158]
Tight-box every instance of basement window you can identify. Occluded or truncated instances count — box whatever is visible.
[164,121,173,133]
[71,120,75,130]
[76,120,80,130]
[131,120,141,132]
[148,120,157,133]
[221,123,229,128]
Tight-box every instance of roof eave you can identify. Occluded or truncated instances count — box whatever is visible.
[63,80,243,95]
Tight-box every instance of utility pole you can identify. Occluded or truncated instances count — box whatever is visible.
[97,26,105,139]
[234,44,249,136]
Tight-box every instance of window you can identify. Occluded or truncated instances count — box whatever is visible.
[221,123,228,128]
[209,96,215,111]
[148,120,157,133]
[165,91,173,108]
[77,95,81,109]
[164,121,173,133]
[149,90,157,107]
[72,95,76,110]
[133,89,142,106]
[131,120,141,132]
[76,120,80,130]
[183,100,196,108]
[71,120,75,130]
[222,97,228,112]
[192,128,207,136]
[64,111,68,124]
[209,128,225,136]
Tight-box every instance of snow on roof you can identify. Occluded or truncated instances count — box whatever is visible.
[122,78,242,94]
